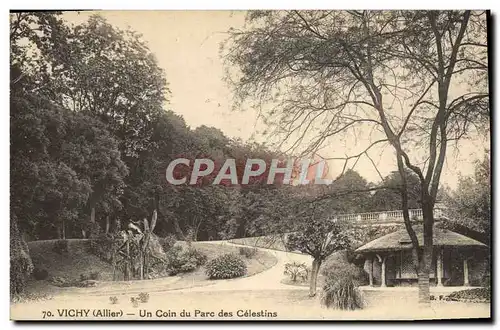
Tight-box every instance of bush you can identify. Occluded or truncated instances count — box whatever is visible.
[205,253,247,279]
[33,268,49,281]
[321,251,368,284]
[239,247,258,259]
[161,234,177,252]
[80,273,89,281]
[165,246,186,275]
[165,246,207,275]
[185,248,208,266]
[109,296,118,304]
[10,216,34,295]
[321,263,365,310]
[445,288,490,302]
[284,262,308,282]
[179,260,198,273]
[53,239,69,254]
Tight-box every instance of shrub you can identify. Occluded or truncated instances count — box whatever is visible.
[321,250,368,284]
[321,263,365,310]
[10,216,34,295]
[109,296,118,304]
[165,246,187,275]
[131,297,139,308]
[161,234,177,252]
[165,246,207,275]
[445,288,490,302]
[284,262,308,282]
[185,248,208,266]
[205,253,247,279]
[138,292,150,303]
[33,268,49,281]
[80,273,89,282]
[239,247,258,259]
[53,239,69,254]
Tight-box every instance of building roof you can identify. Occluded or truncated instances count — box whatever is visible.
[355,226,488,253]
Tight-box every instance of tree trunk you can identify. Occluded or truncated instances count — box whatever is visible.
[418,267,431,305]
[309,259,322,297]
[418,201,434,306]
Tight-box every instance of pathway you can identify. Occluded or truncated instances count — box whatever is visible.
[183,240,312,292]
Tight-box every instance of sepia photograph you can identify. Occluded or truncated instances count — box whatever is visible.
[9,9,491,321]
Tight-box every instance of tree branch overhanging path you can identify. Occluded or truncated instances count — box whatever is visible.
[223,10,489,305]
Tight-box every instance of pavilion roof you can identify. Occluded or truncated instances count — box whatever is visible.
[355,226,488,253]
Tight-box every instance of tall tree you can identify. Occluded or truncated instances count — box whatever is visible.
[444,152,490,239]
[12,13,170,229]
[224,10,488,304]
[370,169,421,211]
[286,206,351,297]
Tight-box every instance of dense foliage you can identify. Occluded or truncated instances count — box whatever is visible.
[205,253,247,279]
[165,246,208,275]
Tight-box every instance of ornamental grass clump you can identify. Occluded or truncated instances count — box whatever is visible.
[321,263,365,310]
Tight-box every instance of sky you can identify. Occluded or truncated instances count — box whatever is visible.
[62,10,490,190]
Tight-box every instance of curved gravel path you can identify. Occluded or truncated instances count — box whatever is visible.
[183,240,312,292]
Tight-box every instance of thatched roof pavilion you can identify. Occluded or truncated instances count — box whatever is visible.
[355,226,488,288]
[356,227,487,253]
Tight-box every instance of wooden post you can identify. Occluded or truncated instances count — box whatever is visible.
[463,258,469,286]
[369,257,374,287]
[437,248,443,287]
[381,256,387,287]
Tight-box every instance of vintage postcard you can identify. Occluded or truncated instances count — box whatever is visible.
[10,9,491,321]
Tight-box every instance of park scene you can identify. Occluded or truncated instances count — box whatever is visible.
[10,10,490,320]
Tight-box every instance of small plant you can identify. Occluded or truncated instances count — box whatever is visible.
[205,253,247,279]
[109,296,118,304]
[239,247,258,259]
[130,297,139,308]
[283,262,308,282]
[52,239,69,254]
[138,292,150,303]
[33,268,49,281]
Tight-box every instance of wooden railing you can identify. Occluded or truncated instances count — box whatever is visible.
[332,207,447,224]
